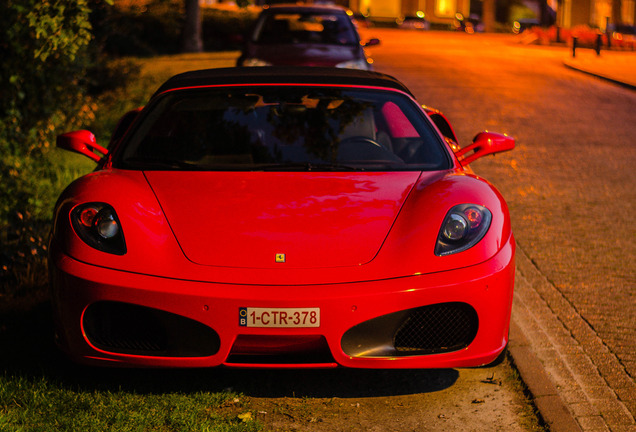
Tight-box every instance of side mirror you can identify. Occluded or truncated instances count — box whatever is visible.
[363,38,380,47]
[455,132,515,165]
[57,130,108,163]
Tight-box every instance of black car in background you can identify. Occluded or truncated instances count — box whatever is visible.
[237,4,379,70]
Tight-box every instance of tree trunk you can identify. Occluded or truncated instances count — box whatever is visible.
[482,0,496,32]
[181,0,203,53]
[611,0,622,26]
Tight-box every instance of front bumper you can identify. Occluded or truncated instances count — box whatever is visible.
[49,236,514,369]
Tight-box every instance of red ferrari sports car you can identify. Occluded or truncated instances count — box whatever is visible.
[50,67,515,369]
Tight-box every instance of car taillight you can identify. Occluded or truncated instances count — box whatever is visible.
[71,203,126,255]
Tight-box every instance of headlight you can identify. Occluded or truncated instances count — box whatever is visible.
[336,59,371,70]
[71,203,126,255]
[435,204,491,256]
[241,58,272,67]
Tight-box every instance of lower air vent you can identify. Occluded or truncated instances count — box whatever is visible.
[393,302,478,354]
[341,302,478,357]
[83,301,220,357]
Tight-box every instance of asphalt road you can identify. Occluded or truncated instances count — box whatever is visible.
[363,29,635,430]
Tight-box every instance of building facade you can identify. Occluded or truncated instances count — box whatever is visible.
[115,0,635,29]
[557,0,635,29]
[347,0,470,25]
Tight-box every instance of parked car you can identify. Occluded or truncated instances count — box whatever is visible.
[397,13,430,30]
[607,24,636,49]
[236,4,379,70]
[51,67,515,369]
[512,18,540,34]
[454,13,484,33]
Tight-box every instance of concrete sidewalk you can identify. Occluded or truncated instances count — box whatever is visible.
[563,48,636,89]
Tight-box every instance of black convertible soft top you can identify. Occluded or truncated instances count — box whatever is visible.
[151,67,414,99]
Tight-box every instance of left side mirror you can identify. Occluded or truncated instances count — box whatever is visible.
[455,132,515,165]
[57,130,108,163]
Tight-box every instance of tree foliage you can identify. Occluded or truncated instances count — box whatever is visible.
[0,1,95,156]
[0,0,102,289]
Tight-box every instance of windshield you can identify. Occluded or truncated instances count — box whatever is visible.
[253,11,359,45]
[117,86,450,172]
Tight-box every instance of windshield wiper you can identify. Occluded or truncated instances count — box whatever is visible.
[123,157,200,170]
[256,162,360,172]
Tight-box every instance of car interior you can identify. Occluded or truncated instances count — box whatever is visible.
[123,89,449,171]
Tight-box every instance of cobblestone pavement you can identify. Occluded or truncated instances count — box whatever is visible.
[512,249,635,432]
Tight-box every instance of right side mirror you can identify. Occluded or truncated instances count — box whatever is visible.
[455,132,515,165]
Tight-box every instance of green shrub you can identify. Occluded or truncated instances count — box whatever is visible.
[0,1,93,150]
[0,0,100,295]
[0,0,252,297]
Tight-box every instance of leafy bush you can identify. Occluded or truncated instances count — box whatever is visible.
[0,1,93,151]
[0,0,253,297]
[0,0,100,295]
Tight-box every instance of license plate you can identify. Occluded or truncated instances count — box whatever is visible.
[239,307,320,328]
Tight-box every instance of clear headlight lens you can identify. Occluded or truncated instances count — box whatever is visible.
[241,58,273,67]
[336,59,371,70]
[71,203,126,255]
[443,214,469,240]
[435,204,491,256]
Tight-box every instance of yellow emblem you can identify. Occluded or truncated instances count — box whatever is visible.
[275,253,286,263]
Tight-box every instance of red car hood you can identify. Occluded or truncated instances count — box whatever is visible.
[144,171,422,269]
[246,43,362,66]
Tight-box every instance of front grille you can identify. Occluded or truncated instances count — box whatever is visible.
[83,301,220,357]
[393,303,478,354]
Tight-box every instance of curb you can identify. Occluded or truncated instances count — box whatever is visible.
[563,60,636,91]
[508,321,582,432]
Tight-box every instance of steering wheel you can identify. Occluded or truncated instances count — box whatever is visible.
[339,136,383,148]
[337,135,404,164]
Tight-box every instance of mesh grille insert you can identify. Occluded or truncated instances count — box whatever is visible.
[393,302,478,354]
